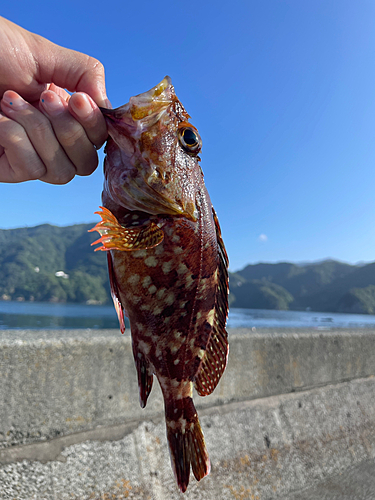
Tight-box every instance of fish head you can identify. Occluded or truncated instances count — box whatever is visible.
[101,77,202,221]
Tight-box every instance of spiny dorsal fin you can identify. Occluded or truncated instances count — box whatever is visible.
[194,326,228,396]
[89,206,164,251]
[194,207,229,396]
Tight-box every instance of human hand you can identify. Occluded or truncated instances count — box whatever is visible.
[0,17,109,183]
[0,85,108,183]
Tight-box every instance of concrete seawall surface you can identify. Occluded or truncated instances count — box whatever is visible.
[1,328,375,498]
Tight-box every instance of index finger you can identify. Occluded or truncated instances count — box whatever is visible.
[67,92,108,149]
[30,35,109,108]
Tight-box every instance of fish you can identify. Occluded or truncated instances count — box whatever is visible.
[89,76,229,493]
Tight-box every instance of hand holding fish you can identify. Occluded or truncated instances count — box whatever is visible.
[0,16,108,183]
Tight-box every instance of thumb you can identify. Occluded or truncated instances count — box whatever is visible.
[31,34,109,108]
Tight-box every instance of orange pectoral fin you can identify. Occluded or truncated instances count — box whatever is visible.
[89,207,164,251]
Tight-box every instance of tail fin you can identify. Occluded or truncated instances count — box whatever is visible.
[165,397,210,493]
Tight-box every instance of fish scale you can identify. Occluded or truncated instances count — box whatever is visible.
[90,76,229,493]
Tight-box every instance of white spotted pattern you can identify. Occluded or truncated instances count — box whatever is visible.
[155,244,164,256]
[145,256,158,267]
[127,274,140,285]
[142,276,152,288]
[207,309,215,326]
[162,260,173,274]
[156,288,166,299]
[177,263,189,275]
[165,292,175,305]
[133,249,147,258]
[170,345,178,354]
[138,340,151,355]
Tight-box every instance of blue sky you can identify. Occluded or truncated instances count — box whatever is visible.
[1,1,375,271]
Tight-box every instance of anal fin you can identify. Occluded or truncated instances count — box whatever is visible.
[89,206,164,251]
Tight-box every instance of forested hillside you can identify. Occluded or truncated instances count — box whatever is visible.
[0,224,109,304]
[1,223,375,314]
[230,260,375,314]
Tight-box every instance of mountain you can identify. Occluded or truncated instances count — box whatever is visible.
[229,259,375,314]
[297,262,375,312]
[1,222,375,314]
[236,260,355,299]
[337,285,375,314]
[0,224,109,304]
[229,279,293,310]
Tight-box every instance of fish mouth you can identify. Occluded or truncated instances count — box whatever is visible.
[129,76,173,121]
[99,76,173,128]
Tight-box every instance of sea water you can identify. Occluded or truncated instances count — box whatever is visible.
[1,301,375,330]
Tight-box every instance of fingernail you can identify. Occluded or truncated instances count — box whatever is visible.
[69,93,94,119]
[104,98,112,109]
[40,91,64,115]
[2,91,28,110]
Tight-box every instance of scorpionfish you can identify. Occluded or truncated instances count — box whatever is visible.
[90,77,229,493]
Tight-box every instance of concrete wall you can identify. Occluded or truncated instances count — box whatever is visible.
[1,328,375,499]
[1,328,374,450]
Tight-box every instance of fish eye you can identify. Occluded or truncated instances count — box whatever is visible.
[178,126,202,154]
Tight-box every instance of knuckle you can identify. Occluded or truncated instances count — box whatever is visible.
[7,134,25,147]
[0,118,24,146]
[87,56,104,75]
[13,159,47,182]
[78,154,98,177]
[53,168,75,185]
[28,164,47,181]
[59,127,84,148]
[32,118,52,138]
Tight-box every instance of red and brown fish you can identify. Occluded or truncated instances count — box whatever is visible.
[90,76,229,493]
